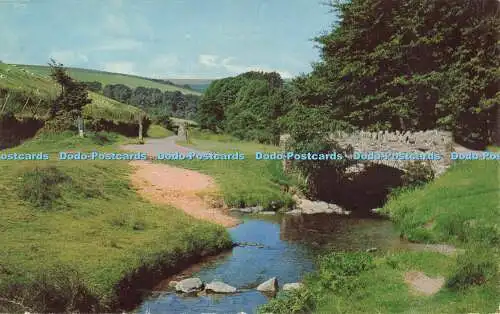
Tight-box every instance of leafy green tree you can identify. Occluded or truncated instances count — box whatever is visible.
[48,59,91,121]
[301,0,499,147]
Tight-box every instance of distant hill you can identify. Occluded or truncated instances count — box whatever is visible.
[11,64,202,96]
[0,63,144,123]
[156,78,214,93]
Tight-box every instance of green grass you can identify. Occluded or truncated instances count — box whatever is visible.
[0,132,231,312]
[157,131,295,209]
[0,63,146,124]
[13,64,201,95]
[382,158,499,246]
[259,153,499,314]
[147,124,173,138]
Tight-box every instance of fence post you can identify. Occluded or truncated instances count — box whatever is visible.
[77,116,84,137]
[138,113,144,141]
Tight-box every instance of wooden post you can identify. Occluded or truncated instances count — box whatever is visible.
[77,116,84,137]
[138,113,143,142]
[184,122,189,143]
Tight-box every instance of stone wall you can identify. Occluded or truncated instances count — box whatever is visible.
[280,130,455,177]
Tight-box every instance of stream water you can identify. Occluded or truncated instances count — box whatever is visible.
[135,213,406,314]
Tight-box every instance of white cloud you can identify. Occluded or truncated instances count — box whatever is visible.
[103,61,136,75]
[91,39,143,51]
[198,54,219,67]
[221,57,294,78]
[197,54,294,78]
[49,50,88,65]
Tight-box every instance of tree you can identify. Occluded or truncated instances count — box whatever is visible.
[48,59,91,123]
[82,81,102,92]
[300,0,499,148]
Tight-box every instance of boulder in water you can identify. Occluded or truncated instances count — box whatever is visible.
[205,281,237,293]
[168,280,178,289]
[256,277,278,292]
[175,277,204,293]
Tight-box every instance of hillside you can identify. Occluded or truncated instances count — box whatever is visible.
[11,64,202,96]
[0,63,144,124]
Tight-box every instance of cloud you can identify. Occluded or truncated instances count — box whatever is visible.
[200,55,294,78]
[49,50,88,65]
[91,39,143,51]
[103,61,136,74]
[184,33,192,40]
[221,58,294,78]
[198,54,219,67]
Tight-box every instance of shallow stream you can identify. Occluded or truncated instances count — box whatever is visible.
[135,213,406,314]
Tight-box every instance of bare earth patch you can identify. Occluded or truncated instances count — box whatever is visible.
[129,160,240,228]
[404,271,445,296]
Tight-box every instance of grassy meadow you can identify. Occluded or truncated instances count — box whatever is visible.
[0,132,232,312]
[12,64,201,95]
[260,154,500,314]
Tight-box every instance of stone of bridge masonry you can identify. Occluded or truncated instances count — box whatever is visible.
[280,130,454,177]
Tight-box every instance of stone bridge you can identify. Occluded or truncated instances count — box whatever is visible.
[280,130,455,177]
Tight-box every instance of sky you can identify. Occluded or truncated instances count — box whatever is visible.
[0,0,337,79]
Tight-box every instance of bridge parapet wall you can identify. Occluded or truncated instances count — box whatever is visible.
[279,130,454,176]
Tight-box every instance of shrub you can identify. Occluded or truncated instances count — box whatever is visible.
[446,248,498,290]
[38,113,76,134]
[18,165,70,209]
[152,114,174,130]
[258,287,314,314]
[401,160,435,187]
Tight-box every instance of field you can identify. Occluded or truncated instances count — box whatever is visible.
[0,132,231,312]
[12,64,201,95]
[0,63,145,124]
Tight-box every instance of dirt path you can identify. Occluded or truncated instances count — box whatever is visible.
[404,271,445,296]
[123,136,240,228]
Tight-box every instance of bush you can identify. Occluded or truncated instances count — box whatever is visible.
[446,248,498,290]
[18,165,70,209]
[152,114,174,130]
[39,113,76,134]
[401,160,435,187]
[258,287,314,314]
